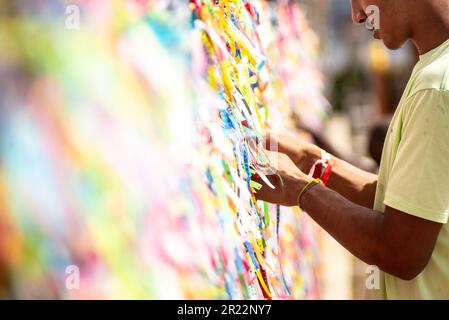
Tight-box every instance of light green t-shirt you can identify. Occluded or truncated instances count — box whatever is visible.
[374,38,449,299]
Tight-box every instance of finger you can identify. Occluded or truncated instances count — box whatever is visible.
[263,130,278,151]
[264,131,294,156]
[252,174,286,205]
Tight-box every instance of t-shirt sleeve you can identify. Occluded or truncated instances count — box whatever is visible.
[384,89,449,224]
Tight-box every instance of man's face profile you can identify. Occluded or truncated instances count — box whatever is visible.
[351,0,411,50]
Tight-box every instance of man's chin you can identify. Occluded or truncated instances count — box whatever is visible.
[375,32,403,50]
[382,39,404,50]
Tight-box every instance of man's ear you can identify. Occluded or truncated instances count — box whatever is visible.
[351,0,368,25]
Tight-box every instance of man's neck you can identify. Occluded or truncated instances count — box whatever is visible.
[411,4,449,55]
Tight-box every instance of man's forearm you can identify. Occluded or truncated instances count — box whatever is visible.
[326,155,378,208]
[298,144,378,208]
[299,182,408,280]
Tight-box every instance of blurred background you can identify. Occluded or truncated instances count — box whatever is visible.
[0,0,421,299]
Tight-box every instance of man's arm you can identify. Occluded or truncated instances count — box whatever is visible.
[326,155,378,208]
[266,132,378,208]
[255,153,442,280]
[301,183,442,280]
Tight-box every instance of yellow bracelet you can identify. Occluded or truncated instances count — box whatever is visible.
[297,178,323,210]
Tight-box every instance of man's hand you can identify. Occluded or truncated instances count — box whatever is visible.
[265,130,379,208]
[254,151,311,207]
[264,131,321,174]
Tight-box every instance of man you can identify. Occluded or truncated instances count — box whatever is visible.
[255,0,449,299]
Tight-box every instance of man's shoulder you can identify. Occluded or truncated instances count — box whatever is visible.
[409,53,449,96]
